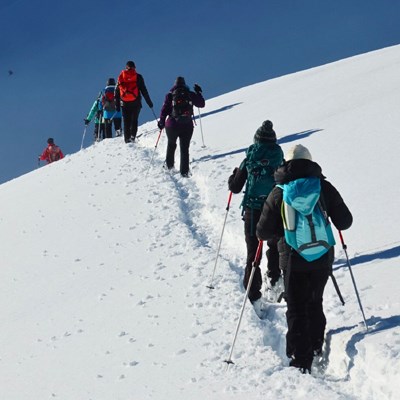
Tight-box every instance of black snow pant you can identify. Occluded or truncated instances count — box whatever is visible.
[165,125,193,175]
[284,267,330,370]
[104,117,122,139]
[243,207,280,302]
[122,101,141,143]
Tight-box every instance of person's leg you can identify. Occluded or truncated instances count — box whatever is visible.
[165,127,178,169]
[104,119,113,138]
[130,103,142,141]
[266,238,281,284]
[114,118,122,136]
[243,208,263,302]
[285,269,313,372]
[178,126,194,176]
[122,106,132,143]
[308,268,330,354]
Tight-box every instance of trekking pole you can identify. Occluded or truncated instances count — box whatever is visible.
[150,107,158,121]
[80,126,87,150]
[330,273,345,306]
[197,108,206,148]
[37,157,41,168]
[224,240,263,368]
[338,230,369,331]
[96,111,103,142]
[145,129,163,178]
[206,191,233,289]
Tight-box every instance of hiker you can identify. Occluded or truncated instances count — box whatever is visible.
[101,78,122,138]
[39,138,64,164]
[157,77,205,177]
[84,94,105,141]
[256,144,353,373]
[115,61,153,143]
[228,120,284,316]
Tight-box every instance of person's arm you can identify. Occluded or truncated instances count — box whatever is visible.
[228,160,248,193]
[158,93,172,129]
[256,188,284,241]
[322,180,353,231]
[39,148,48,161]
[190,91,205,108]
[86,100,99,122]
[137,74,153,108]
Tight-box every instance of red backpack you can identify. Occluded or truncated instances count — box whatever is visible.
[102,86,116,112]
[48,145,61,162]
[118,69,139,102]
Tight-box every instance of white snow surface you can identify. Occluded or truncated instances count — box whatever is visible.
[1,45,400,400]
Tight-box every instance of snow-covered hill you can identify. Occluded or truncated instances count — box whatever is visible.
[1,45,399,400]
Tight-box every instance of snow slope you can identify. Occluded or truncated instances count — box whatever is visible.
[1,45,399,400]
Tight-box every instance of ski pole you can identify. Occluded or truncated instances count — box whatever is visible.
[80,126,87,150]
[197,108,205,148]
[338,230,369,331]
[225,240,263,368]
[206,191,233,289]
[145,129,163,178]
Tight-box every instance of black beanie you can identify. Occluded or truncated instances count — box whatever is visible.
[254,120,276,143]
[175,76,186,86]
[107,78,115,85]
[47,138,54,144]
[126,61,136,68]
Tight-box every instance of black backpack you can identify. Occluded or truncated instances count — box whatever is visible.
[170,86,193,122]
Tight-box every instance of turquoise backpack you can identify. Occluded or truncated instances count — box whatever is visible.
[241,143,283,210]
[278,177,336,262]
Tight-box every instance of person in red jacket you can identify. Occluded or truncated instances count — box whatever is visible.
[115,60,154,143]
[39,138,64,164]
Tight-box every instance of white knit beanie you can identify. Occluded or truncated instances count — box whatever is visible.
[286,144,312,161]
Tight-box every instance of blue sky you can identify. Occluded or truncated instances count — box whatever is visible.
[1,0,399,184]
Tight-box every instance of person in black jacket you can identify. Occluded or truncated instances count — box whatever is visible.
[228,120,284,317]
[115,61,154,143]
[256,144,353,373]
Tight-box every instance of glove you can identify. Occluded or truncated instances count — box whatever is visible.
[193,84,202,94]
[115,100,121,112]
[157,121,165,130]
[84,119,90,125]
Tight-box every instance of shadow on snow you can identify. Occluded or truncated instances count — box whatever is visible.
[193,103,242,120]
[333,244,400,271]
[192,128,323,164]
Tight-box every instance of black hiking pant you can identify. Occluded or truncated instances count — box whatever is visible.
[104,117,122,139]
[243,207,280,302]
[284,267,330,370]
[165,125,193,175]
[122,101,141,142]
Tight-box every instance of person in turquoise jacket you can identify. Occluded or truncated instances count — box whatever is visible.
[84,94,105,141]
